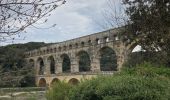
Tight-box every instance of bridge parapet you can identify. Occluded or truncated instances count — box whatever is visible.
[25,28,122,58]
[36,71,115,77]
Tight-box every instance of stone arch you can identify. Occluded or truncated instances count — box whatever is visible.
[131,45,142,52]
[63,46,67,51]
[58,46,61,52]
[48,56,55,74]
[104,36,109,43]
[29,59,34,68]
[39,78,46,87]
[75,43,78,48]
[50,48,53,53]
[69,44,72,49]
[77,51,91,72]
[47,49,49,53]
[54,48,57,52]
[50,78,60,86]
[43,50,46,54]
[88,40,92,45]
[81,41,85,47]
[96,38,100,44]
[127,41,143,53]
[98,46,117,71]
[68,78,80,85]
[37,57,45,75]
[61,54,71,73]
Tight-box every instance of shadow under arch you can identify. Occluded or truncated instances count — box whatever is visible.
[50,78,60,86]
[39,78,46,87]
[68,78,80,85]
[47,56,55,74]
[37,57,44,75]
[61,54,71,73]
[98,46,117,71]
[77,50,91,72]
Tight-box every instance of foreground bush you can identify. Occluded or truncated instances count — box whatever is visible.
[46,81,72,100]
[69,75,170,100]
[47,63,170,100]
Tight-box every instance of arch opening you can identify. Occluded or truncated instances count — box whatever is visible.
[88,40,92,45]
[96,38,100,44]
[131,45,143,53]
[61,54,71,73]
[104,37,109,43]
[63,46,66,51]
[69,44,72,49]
[48,56,55,74]
[99,47,117,71]
[29,59,34,68]
[37,58,44,75]
[77,51,91,72]
[39,78,46,87]
[54,48,57,52]
[81,42,85,47]
[58,47,61,52]
[75,43,78,48]
[68,78,79,85]
[51,78,60,86]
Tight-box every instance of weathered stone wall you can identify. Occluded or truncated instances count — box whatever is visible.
[25,28,129,86]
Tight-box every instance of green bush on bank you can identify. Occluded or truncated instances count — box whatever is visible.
[69,75,170,100]
[46,81,72,100]
[47,62,170,100]
[122,62,170,78]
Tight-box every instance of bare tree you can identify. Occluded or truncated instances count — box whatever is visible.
[103,0,127,27]
[0,0,66,42]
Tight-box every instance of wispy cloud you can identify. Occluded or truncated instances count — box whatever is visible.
[4,0,122,45]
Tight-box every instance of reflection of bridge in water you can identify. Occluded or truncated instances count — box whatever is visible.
[25,28,135,87]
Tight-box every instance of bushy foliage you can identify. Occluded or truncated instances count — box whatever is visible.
[125,51,168,67]
[0,42,48,87]
[47,63,170,100]
[46,81,72,100]
[123,62,170,78]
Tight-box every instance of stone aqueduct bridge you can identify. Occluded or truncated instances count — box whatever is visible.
[25,28,133,87]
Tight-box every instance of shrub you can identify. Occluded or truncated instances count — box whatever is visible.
[46,63,170,100]
[122,62,170,78]
[46,81,72,100]
[69,74,170,100]
[68,63,170,100]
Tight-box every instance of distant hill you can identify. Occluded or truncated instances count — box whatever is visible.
[0,42,48,52]
[0,42,49,71]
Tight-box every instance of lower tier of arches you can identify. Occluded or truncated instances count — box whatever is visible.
[36,74,103,87]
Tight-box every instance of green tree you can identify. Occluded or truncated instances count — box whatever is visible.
[0,42,48,87]
[121,0,170,65]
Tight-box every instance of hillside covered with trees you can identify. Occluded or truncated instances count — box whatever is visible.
[0,42,48,87]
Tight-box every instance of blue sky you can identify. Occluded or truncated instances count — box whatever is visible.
[2,0,123,46]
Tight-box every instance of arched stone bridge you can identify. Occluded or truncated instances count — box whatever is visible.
[25,28,133,87]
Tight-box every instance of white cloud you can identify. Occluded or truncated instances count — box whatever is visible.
[3,0,122,45]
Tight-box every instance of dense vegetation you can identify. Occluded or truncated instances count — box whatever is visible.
[126,51,168,67]
[0,42,48,87]
[47,62,170,100]
[122,0,170,64]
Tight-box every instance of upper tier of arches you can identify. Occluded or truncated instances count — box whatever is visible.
[29,46,118,75]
